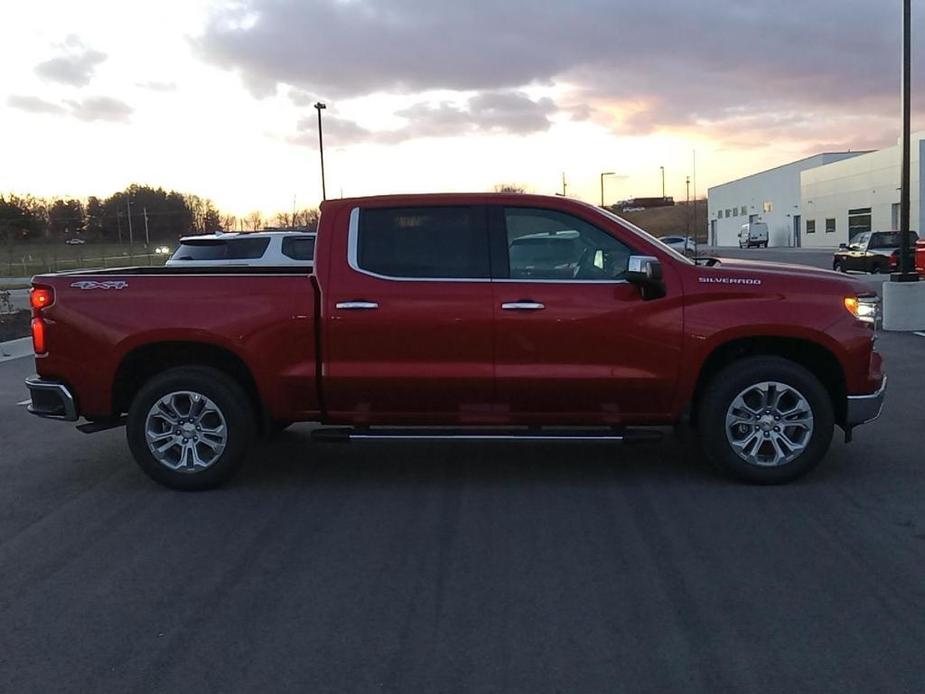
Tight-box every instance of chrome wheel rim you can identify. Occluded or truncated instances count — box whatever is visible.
[725,381,814,467]
[144,391,227,472]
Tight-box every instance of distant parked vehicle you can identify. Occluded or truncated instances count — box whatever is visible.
[916,239,925,277]
[833,230,919,274]
[166,231,315,268]
[738,222,768,248]
[64,238,86,245]
[658,235,696,254]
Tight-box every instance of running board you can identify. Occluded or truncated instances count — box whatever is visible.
[76,416,126,434]
[311,427,662,444]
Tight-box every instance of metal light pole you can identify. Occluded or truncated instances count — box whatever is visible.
[893,0,917,282]
[659,166,665,199]
[600,171,616,207]
[126,198,134,246]
[314,102,327,201]
[685,176,691,237]
[142,207,150,247]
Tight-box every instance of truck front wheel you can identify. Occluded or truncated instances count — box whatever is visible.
[126,366,256,490]
[698,357,834,484]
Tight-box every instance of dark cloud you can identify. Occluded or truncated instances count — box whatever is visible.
[288,90,554,148]
[198,0,924,145]
[7,95,65,115]
[35,37,107,86]
[66,96,133,122]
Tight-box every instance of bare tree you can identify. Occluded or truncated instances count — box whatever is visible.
[274,211,295,228]
[220,214,237,231]
[493,183,527,194]
[244,211,263,231]
[297,208,320,229]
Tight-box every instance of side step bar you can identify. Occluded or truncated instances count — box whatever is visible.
[311,427,662,443]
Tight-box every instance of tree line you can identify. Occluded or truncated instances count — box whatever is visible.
[0,185,319,245]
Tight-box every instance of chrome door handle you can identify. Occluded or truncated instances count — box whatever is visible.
[336,301,379,310]
[501,302,545,310]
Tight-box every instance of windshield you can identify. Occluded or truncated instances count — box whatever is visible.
[595,206,695,265]
[848,232,871,248]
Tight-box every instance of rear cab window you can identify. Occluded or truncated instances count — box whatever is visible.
[171,237,270,261]
[355,207,489,279]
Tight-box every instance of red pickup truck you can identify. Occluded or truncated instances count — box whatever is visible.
[25,193,885,489]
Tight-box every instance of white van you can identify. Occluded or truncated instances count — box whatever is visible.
[739,222,769,248]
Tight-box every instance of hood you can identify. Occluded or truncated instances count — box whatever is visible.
[700,256,873,294]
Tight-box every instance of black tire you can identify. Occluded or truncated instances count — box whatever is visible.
[698,356,834,484]
[126,366,256,490]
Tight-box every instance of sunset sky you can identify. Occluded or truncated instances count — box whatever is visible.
[1,0,922,217]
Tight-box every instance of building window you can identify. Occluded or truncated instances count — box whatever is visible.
[892,202,901,230]
[806,220,816,234]
[825,218,836,233]
[847,208,872,237]
[741,206,747,216]
[762,201,773,213]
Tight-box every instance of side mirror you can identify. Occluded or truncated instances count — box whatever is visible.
[626,255,666,300]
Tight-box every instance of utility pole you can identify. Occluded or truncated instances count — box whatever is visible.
[685,176,691,237]
[143,207,150,247]
[600,171,615,207]
[660,166,665,199]
[314,102,327,201]
[116,211,123,244]
[561,172,567,197]
[892,0,917,282]
[126,198,134,246]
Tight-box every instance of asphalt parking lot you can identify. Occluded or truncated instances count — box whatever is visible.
[2,258,924,692]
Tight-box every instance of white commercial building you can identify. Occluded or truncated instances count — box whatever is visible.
[707,152,864,247]
[800,132,924,248]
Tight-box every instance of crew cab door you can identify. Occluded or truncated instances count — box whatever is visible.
[323,205,494,424]
[490,206,683,424]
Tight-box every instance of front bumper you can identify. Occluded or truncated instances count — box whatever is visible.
[25,376,78,421]
[845,376,887,427]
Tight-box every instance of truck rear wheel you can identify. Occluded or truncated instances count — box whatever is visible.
[126,366,256,490]
[698,357,834,484]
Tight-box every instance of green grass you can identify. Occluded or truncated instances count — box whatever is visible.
[1,241,169,276]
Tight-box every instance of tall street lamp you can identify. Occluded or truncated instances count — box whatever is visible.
[126,198,134,246]
[600,171,616,207]
[892,0,917,282]
[659,166,666,199]
[314,102,327,201]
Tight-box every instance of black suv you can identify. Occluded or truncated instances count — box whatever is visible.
[833,230,919,274]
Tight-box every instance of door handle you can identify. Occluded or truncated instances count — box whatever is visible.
[336,301,379,310]
[501,302,545,311]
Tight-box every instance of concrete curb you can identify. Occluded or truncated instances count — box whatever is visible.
[0,337,33,362]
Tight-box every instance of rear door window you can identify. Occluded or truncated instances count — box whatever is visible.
[356,207,489,279]
[281,236,315,261]
[171,237,270,261]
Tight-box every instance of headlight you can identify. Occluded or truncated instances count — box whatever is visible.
[844,295,880,326]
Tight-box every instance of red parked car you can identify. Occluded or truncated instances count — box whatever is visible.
[25,193,885,489]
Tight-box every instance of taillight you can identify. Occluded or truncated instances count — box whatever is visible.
[31,318,47,354]
[30,286,54,310]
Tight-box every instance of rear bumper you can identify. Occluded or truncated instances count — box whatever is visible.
[25,376,78,421]
[845,376,887,427]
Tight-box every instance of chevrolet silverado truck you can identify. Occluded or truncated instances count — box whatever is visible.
[25,193,885,489]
